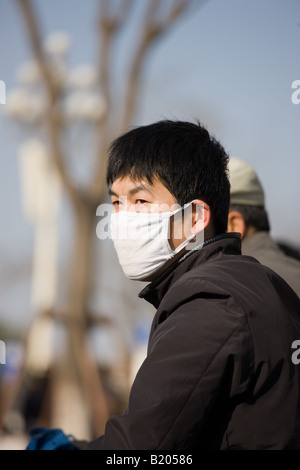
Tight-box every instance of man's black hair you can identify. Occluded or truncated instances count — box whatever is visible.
[106,120,230,234]
[229,204,270,232]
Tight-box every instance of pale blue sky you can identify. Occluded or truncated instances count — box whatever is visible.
[0,0,300,330]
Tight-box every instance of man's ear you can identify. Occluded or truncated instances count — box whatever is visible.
[227,211,247,239]
[191,200,210,234]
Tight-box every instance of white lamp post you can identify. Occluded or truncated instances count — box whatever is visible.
[19,139,61,313]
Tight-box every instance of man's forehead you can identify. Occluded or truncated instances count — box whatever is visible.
[109,176,153,196]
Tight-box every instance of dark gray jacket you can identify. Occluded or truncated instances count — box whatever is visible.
[242,231,300,299]
[87,234,300,450]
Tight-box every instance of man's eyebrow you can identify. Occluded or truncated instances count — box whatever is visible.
[108,183,153,197]
[108,188,118,197]
[129,183,153,196]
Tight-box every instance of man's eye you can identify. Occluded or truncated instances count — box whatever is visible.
[135,199,148,204]
[112,200,120,206]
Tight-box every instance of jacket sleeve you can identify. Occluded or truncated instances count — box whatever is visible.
[87,296,253,450]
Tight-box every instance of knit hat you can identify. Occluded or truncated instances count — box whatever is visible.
[228,157,265,207]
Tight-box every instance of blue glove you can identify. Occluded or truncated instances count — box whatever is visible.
[26,427,77,450]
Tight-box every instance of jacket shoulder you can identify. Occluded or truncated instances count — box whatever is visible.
[157,252,300,326]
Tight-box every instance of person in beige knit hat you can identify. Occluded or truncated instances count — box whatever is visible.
[227,157,300,298]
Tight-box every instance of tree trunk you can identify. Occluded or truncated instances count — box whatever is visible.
[50,202,110,440]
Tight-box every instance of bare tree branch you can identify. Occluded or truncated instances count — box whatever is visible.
[165,0,191,24]
[15,0,85,209]
[121,0,192,132]
[91,0,136,204]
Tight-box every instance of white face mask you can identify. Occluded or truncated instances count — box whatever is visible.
[110,201,200,281]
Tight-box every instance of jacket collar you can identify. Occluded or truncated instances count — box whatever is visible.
[138,233,242,309]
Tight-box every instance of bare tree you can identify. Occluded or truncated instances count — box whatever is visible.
[12,0,197,439]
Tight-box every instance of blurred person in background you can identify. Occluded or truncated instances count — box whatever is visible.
[227,157,300,299]
[27,120,300,451]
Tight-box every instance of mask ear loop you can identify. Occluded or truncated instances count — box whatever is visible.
[169,200,200,254]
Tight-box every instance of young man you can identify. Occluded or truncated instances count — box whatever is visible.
[227,156,300,298]
[87,120,300,450]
